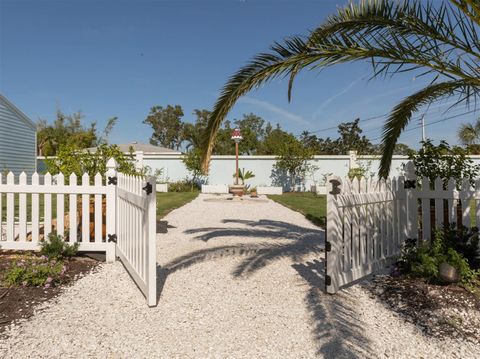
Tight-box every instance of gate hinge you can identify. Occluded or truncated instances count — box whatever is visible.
[143,182,153,195]
[108,176,118,185]
[325,241,331,252]
[404,179,416,189]
[325,275,332,286]
[107,234,117,243]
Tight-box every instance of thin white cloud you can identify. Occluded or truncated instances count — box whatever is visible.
[314,76,364,116]
[238,96,309,125]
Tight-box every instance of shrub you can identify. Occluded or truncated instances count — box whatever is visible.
[347,161,372,181]
[442,224,480,270]
[4,257,64,287]
[168,180,200,192]
[408,140,480,186]
[40,233,80,260]
[398,230,479,286]
[45,143,141,180]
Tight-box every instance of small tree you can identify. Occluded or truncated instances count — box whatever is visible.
[182,149,205,187]
[408,140,480,186]
[45,144,140,181]
[273,138,313,191]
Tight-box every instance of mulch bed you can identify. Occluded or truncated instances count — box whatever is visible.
[0,251,99,334]
[365,275,480,343]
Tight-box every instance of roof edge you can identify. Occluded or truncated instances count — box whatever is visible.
[0,94,36,130]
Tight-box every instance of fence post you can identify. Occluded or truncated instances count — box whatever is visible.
[404,161,418,240]
[106,158,118,262]
[326,176,342,294]
[348,150,358,169]
[147,175,157,306]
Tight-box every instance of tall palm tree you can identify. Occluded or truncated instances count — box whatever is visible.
[458,119,480,145]
[201,0,480,177]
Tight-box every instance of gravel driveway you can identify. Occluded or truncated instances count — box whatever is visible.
[0,194,478,358]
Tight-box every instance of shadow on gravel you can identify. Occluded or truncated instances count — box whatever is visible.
[158,219,371,356]
[293,260,373,358]
[176,219,324,276]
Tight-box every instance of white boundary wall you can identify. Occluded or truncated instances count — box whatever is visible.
[39,153,418,191]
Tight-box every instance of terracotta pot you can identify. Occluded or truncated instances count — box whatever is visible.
[250,191,258,198]
[229,184,245,197]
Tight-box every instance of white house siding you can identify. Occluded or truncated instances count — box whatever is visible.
[0,95,36,177]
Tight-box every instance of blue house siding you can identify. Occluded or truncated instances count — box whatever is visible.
[0,95,36,176]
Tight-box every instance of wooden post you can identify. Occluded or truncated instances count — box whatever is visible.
[235,142,239,185]
[106,158,118,262]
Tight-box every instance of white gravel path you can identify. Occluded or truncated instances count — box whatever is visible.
[0,194,478,358]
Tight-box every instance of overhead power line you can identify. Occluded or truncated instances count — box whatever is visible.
[370,108,479,142]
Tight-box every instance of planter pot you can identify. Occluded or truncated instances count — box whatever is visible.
[257,186,283,195]
[439,262,459,283]
[229,184,245,197]
[250,191,258,198]
[156,183,168,192]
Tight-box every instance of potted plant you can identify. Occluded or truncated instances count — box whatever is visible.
[250,187,258,198]
[230,168,255,197]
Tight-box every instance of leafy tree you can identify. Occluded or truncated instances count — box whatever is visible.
[200,0,480,177]
[335,119,375,155]
[233,113,266,155]
[210,120,235,155]
[393,143,413,155]
[259,124,295,155]
[182,148,206,186]
[143,105,184,150]
[45,144,139,181]
[273,137,314,191]
[408,140,480,186]
[37,110,117,156]
[300,131,321,153]
[182,109,210,151]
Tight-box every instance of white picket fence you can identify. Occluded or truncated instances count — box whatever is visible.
[0,158,157,306]
[325,161,479,293]
[0,168,116,260]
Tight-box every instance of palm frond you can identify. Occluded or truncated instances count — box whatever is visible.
[202,0,480,175]
[201,37,309,171]
[458,122,478,145]
[379,79,479,177]
[450,0,480,26]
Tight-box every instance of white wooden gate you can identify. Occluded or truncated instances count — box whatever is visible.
[325,175,408,293]
[115,171,157,307]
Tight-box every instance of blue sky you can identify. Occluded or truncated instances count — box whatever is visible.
[0,0,476,149]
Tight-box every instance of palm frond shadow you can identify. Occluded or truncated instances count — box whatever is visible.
[157,220,372,355]
[293,260,373,358]
[178,219,324,277]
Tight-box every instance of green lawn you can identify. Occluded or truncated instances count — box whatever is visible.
[268,192,326,227]
[156,191,199,219]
